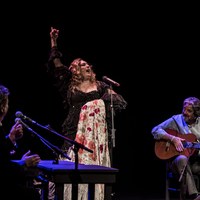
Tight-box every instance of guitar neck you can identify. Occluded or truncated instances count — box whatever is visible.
[184,141,200,149]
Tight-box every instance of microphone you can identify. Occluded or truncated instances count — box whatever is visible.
[102,76,120,87]
[15,111,36,124]
[15,118,33,131]
[15,117,22,123]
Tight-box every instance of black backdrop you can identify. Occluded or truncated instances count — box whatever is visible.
[0,3,199,199]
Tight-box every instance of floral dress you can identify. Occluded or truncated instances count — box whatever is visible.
[47,47,127,199]
[63,99,110,200]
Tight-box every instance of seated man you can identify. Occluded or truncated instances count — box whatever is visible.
[151,97,200,200]
[0,84,41,200]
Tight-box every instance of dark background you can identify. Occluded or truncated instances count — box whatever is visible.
[0,3,199,199]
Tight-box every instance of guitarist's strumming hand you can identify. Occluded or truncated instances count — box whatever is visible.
[155,129,198,160]
[170,136,185,152]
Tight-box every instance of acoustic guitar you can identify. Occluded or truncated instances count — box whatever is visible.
[154,129,200,160]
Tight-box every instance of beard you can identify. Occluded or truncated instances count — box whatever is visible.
[183,115,196,125]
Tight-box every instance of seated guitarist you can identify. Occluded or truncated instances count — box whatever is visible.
[151,97,200,200]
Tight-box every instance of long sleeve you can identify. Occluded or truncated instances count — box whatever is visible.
[46,47,72,101]
[0,126,27,183]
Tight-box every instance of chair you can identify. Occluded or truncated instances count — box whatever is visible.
[165,162,200,200]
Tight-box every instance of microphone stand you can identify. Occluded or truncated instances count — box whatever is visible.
[21,121,71,164]
[109,84,116,167]
[25,120,93,170]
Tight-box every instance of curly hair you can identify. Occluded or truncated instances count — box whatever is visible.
[183,97,200,117]
[0,85,10,115]
[68,58,96,92]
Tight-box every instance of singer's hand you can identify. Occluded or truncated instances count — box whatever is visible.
[50,27,59,48]
[107,88,116,95]
[21,150,41,167]
[8,121,23,144]
[50,27,59,40]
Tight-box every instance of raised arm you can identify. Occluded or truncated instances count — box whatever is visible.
[50,27,59,48]
[49,27,63,68]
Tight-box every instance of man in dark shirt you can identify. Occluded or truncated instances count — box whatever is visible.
[0,84,41,200]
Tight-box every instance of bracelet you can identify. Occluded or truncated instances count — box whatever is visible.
[171,136,176,142]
